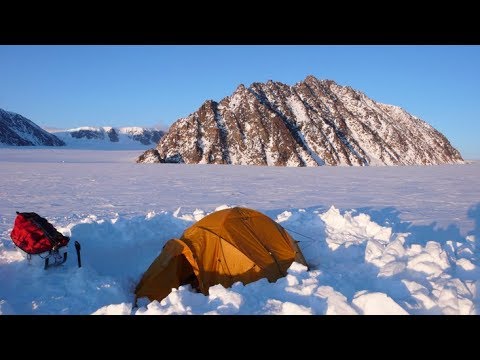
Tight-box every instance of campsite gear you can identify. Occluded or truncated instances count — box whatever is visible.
[135,207,308,304]
[75,241,82,268]
[10,211,70,269]
[43,251,68,270]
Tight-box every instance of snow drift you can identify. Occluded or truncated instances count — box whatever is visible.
[0,205,478,315]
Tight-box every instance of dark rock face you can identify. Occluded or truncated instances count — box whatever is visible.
[139,76,463,166]
[119,128,164,145]
[0,108,65,146]
[135,149,183,163]
[107,128,119,142]
[131,131,162,145]
[136,148,161,163]
[70,129,104,140]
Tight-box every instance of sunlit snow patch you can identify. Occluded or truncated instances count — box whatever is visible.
[352,291,408,315]
[320,206,392,250]
[92,302,132,315]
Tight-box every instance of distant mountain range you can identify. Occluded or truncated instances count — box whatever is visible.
[137,76,464,166]
[0,108,164,149]
[52,127,164,149]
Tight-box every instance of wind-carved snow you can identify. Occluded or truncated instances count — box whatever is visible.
[320,206,392,250]
[352,292,409,315]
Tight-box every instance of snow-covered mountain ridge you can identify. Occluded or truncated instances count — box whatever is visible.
[53,127,165,149]
[0,108,164,149]
[0,108,65,146]
[138,76,463,166]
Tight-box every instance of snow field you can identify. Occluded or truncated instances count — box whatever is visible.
[0,149,478,315]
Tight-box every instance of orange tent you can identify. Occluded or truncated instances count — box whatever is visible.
[135,207,308,304]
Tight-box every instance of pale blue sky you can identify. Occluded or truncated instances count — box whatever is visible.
[0,45,478,158]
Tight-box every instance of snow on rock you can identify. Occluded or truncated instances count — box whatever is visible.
[137,149,161,163]
[140,76,464,166]
[52,127,164,149]
[352,291,409,315]
[0,108,65,146]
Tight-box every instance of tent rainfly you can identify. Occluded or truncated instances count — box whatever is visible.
[135,207,308,304]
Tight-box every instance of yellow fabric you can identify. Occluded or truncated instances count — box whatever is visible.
[135,207,308,303]
[134,239,199,303]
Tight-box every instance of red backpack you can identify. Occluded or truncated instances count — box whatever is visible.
[10,211,70,269]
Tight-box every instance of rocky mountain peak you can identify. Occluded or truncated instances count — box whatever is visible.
[137,77,464,166]
[233,83,247,93]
